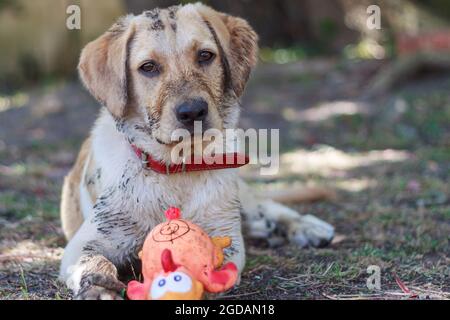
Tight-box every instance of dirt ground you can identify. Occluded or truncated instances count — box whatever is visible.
[0,58,449,300]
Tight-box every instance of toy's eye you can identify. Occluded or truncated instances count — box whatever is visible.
[150,276,168,299]
[167,272,192,293]
[150,272,193,299]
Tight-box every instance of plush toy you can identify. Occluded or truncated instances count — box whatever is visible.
[126,207,238,300]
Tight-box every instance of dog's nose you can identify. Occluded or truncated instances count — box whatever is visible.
[175,99,208,126]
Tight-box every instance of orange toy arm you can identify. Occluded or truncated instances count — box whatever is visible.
[211,236,231,248]
[211,236,232,268]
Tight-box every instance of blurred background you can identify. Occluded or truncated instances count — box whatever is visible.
[0,0,449,300]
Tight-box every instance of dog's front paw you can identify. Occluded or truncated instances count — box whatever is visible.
[76,274,126,300]
[287,214,334,248]
[76,285,124,300]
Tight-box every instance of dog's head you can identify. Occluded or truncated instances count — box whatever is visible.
[79,3,258,160]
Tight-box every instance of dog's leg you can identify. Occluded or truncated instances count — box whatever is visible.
[203,205,246,283]
[59,219,126,300]
[239,180,334,248]
[224,230,245,282]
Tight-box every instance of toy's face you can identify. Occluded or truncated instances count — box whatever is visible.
[149,270,204,300]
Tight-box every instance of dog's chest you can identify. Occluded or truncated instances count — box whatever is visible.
[95,160,239,258]
[91,113,238,226]
[89,114,240,260]
[133,169,237,223]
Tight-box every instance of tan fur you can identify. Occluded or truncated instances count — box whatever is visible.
[262,187,337,205]
[196,5,258,97]
[78,15,136,118]
[60,138,91,240]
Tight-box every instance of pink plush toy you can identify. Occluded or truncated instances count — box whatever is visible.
[126,207,238,300]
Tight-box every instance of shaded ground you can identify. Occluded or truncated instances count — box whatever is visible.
[0,58,449,299]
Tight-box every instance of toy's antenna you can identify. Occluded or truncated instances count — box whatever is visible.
[164,207,181,220]
[161,249,178,272]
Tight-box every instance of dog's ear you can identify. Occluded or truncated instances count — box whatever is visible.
[220,14,258,97]
[196,5,259,98]
[78,15,135,118]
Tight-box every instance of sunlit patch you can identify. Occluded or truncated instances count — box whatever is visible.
[259,47,306,64]
[0,92,29,112]
[282,100,369,123]
[282,146,411,175]
[334,178,378,192]
[241,145,411,180]
[0,163,27,176]
[0,240,63,265]
[344,38,386,60]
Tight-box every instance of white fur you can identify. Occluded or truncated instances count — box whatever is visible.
[79,169,93,220]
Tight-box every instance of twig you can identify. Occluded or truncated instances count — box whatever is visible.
[322,262,335,276]
[221,291,259,299]
[322,292,384,300]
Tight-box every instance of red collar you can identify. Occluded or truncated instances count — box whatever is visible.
[131,144,249,174]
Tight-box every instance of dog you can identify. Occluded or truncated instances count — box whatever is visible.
[59,3,334,299]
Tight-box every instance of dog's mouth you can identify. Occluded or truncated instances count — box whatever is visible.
[155,132,207,147]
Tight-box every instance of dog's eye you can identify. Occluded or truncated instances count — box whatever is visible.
[198,50,215,64]
[139,61,160,75]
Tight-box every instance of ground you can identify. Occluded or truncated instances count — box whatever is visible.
[0,58,449,300]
